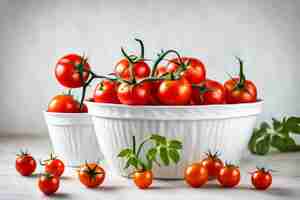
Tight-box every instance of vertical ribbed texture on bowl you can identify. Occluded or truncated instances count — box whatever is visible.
[87,101,263,179]
[44,112,102,167]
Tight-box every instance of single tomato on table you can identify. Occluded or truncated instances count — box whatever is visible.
[133,170,153,189]
[224,57,257,104]
[184,163,208,188]
[217,163,240,188]
[78,163,106,188]
[93,80,120,104]
[191,79,226,105]
[251,168,272,190]
[199,151,224,179]
[41,153,65,177]
[158,78,192,105]
[167,57,206,84]
[15,150,36,176]
[55,54,90,88]
[38,173,60,195]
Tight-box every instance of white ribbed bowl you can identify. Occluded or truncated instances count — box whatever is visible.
[43,112,102,167]
[87,101,263,179]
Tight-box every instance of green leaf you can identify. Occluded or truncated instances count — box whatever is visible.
[159,147,169,166]
[118,148,132,158]
[150,134,167,145]
[271,135,297,152]
[146,148,157,161]
[168,140,183,149]
[168,149,180,164]
[286,117,300,134]
[255,134,271,155]
[260,122,270,130]
[272,118,281,130]
[248,128,267,154]
[127,157,138,168]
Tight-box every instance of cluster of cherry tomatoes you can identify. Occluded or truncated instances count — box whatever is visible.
[15,151,105,195]
[184,151,272,190]
[48,39,258,113]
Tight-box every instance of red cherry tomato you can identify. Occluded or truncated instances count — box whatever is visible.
[184,163,208,188]
[38,173,60,195]
[15,151,36,176]
[78,163,106,188]
[149,65,168,105]
[158,78,192,105]
[55,54,90,88]
[199,151,224,179]
[217,164,240,188]
[192,79,226,105]
[115,59,150,81]
[167,57,206,84]
[47,95,84,113]
[133,170,153,189]
[42,154,65,177]
[224,57,257,104]
[251,168,272,190]
[117,82,152,105]
[93,80,120,104]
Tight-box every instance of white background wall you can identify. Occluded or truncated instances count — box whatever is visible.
[0,0,300,135]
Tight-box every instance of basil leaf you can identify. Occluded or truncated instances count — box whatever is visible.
[118,149,132,158]
[255,134,271,155]
[146,148,157,161]
[248,128,266,154]
[271,135,297,152]
[159,147,169,166]
[168,149,180,164]
[168,140,183,149]
[150,134,167,145]
[286,117,300,134]
[272,118,281,130]
[260,122,270,130]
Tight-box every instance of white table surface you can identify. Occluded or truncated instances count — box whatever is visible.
[1,134,300,200]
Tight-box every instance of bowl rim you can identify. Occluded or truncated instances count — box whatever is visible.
[43,111,90,117]
[85,99,263,109]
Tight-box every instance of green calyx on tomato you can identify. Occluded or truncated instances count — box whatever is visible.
[118,134,182,173]
[82,161,105,180]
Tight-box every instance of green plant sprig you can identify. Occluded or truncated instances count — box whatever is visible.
[118,134,183,172]
[248,116,300,155]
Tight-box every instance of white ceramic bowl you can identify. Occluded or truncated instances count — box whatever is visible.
[87,101,263,179]
[43,112,102,167]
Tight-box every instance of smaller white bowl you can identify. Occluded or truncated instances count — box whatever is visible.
[43,111,102,167]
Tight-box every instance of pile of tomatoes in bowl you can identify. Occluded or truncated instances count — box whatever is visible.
[48,38,258,112]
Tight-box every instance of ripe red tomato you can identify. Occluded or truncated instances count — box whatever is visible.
[224,57,257,104]
[167,57,206,84]
[199,151,224,179]
[15,151,36,176]
[192,79,226,105]
[217,164,240,188]
[117,82,152,105]
[133,170,153,189]
[155,65,167,77]
[38,173,60,195]
[251,168,272,190]
[115,59,150,81]
[55,54,90,88]
[42,154,65,177]
[78,163,106,188]
[158,78,192,105]
[93,80,120,104]
[149,65,168,105]
[48,95,84,113]
[184,163,208,188]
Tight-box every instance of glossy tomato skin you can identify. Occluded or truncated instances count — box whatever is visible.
[200,156,223,179]
[158,78,192,105]
[78,163,105,188]
[93,80,120,104]
[149,65,167,105]
[251,170,272,190]
[48,95,80,113]
[45,159,65,177]
[167,57,206,84]
[117,82,152,105]
[224,78,257,104]
[38,174,60,195]
[217,165,240,188]
[184,163,208,188]
[192,79,226,105]
[15,154,36,176]
[115,59,150,81]
[55,54,90,88]
[133,170,153,189]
